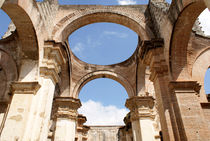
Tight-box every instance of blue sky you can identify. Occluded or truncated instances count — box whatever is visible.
[0,0,209,125]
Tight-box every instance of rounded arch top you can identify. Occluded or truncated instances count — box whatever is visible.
[1,1,39,60]
[52,8,154,42]
[72,70,135,98]
[169,0,206,80]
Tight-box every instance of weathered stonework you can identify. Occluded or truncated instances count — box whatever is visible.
[0,0,210,140]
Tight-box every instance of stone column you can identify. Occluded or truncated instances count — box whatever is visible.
[169,81,210,140]
[53,97,81,141]
[0,82,40,140]
[24,42,66,140]
[126,96,157,141]
[142,39,178,141]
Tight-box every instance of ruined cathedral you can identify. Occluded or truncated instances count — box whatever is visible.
[0,0,210,140]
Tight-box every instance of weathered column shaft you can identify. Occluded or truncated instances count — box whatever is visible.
[126,96,157,141]
[169,81,210,141]
[29,42,66,140]
[0,82,40,141]
[53,97,81,141]
[142,40,178,141]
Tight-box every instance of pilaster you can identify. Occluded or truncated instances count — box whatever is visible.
[141,39,177,141]
[28,41,66,140]
[53,97,81,141]
[0,82,41,141]
[169,81,210,140]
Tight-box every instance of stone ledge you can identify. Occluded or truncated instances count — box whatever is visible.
[53,97,81,120]
[40,67,60,84]
[200,102,210,108]
[169,81,201,94]
[11,81,41,95]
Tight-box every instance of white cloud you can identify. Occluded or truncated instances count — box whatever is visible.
[117,0,137,5]
[78,100,129,125]
[72,42,84,53]
[103,31,128,38]
[199,8,210,35]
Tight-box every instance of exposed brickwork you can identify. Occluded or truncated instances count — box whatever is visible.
[0,0,210,140]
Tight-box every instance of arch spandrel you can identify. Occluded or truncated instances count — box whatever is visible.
[69,47,137,98]
[52,6,154,42]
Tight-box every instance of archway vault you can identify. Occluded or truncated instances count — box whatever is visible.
[52,6,154,42]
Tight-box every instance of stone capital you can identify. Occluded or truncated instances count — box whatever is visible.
[53,97,81,120]
[125,96,155,121]
[139,39,168,82]
[169,81,201,94]
[10,81,41,95]
[40,42,66,84]
[139,38,164,60]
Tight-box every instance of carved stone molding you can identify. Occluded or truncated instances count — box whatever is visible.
[140,39,168,82]
[125,96,155,121]
[169,81,201,94]
[139,38,164,60]
[40,42,65,84]
[53,97,81,120]
[11,81,41,95]
[77,114,89,135]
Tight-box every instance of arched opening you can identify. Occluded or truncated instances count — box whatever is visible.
[58,0,149,5]
[170,1,207,80]
[1,2,38,60]
[77,78,129,140]
[171,1,210,102]
[78,78,129,125]
[0,2,39,131]
[52,9,152,42]
[68,23,138,65]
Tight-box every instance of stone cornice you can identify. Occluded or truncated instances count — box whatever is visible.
[125,96,155,121]
[169,81,201,94]
[53,97,81,120]
[40,67,59,84]
[40,42,66,84]
[140,39,168,81]
[11,81,41,95]
[77,114,87,125]
[139,38,164,60]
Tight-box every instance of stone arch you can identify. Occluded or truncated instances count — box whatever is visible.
[1,1,39,60]
[0,49,18,102]
[52,8,154,42]
[169,0,206,80]
[72,70,135,98]
[192,47,210,101]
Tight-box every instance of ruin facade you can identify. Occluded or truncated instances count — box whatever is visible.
[0,0,210,140]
